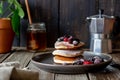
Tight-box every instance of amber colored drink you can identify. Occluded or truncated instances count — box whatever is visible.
[27,30,47,52]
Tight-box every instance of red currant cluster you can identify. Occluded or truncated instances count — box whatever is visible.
[73,56,104,65]
[57,35,80,46]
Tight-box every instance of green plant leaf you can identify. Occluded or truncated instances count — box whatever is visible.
[17,7,24,18]
[0,1,3,14]
[11,10,20,36]
[8,0,14,5]
[8,0,24,18]
[14,0,24,18]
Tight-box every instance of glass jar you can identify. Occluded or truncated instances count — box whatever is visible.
[27,23,47,52]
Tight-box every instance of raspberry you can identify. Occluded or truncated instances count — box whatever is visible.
[68,36,73,40]
[63,37,68,42]
[83,60,93,65]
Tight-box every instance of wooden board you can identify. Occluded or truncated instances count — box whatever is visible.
[0,48,120,80]
[29,62,55,80]
[3,49,34,68]
[88,53,120,80]
[99,0,115,15]
[28,48,55,80]
[19,0,59,47]
[59,0,96,48]
[14,0,120,50]
[89,66,120,80]
[114,0,120,16]
[0,53,11,63]
[55,74,88,80]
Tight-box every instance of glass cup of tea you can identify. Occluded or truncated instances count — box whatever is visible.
[27,23,47,52]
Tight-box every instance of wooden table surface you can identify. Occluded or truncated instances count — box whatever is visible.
[0,47,120,80]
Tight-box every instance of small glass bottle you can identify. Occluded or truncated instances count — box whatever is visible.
[27,23,47,52]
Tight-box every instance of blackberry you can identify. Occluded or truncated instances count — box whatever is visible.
[73,59,84,65]
[68,38,74,44]
[88,57,95,63]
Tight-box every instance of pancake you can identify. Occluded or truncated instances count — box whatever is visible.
[55,41,85,50]
[53,35,85,64]
[52,50,83,57]
[53,55,79,64]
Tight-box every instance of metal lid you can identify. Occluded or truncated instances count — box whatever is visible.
[28,22,46,31]
[87,9,114,19]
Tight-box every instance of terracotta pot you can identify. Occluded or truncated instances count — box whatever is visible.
[0,18,14,53]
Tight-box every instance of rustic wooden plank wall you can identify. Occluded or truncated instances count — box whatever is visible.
[13,0,120,49]
[59,0,96,47]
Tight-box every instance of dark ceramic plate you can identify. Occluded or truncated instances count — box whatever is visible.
[31,51,112,74]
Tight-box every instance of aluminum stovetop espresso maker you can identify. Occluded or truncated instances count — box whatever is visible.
[87,9,115,53]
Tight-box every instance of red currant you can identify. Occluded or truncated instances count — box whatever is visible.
[83,60,93,65]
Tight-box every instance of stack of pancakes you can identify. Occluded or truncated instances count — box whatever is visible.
[52,36,85,64]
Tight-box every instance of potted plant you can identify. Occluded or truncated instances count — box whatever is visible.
[0,0,24,53]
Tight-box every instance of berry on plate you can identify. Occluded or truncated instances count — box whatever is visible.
[83,60,93,65]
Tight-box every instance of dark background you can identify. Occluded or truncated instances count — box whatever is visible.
[13,0,120,49]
